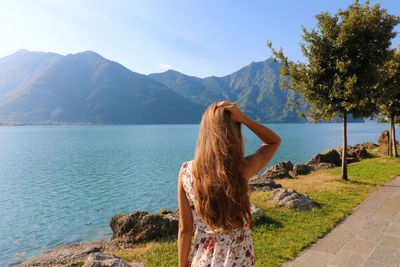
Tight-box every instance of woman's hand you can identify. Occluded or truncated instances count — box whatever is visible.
[217,101,247,123]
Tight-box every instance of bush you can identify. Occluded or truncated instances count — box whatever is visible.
[159,209,172,214]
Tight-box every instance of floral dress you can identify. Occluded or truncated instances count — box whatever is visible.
[181,160,255,267]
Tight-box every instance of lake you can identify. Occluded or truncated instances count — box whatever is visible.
[0,122,390,266]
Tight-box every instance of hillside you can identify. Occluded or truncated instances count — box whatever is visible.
[0,50,364,124]
[0,50,204,124]
[149,59,363,123]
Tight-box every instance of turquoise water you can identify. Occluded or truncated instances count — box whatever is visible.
[0,123,390,266]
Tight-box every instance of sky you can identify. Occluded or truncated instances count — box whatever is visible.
[0,0,399,78]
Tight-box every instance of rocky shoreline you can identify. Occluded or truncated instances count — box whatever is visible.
[17,139,386,266]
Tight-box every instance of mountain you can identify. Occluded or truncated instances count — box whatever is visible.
[149,59,363,123]
[0,49,364,124]
[0,49,62,104]
[0,50,205,124]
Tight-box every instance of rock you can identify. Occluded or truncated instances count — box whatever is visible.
[310,162,337,170]
[333,145,353,158]
[83,252,144,267]
[269,188,316,211]
[334,144,370,161]
[261,161,294,179]
[250,204,265,223]
[18,240,106,266]
[248,175,283,192]
[378,130,390,156]
[362,141,378,149]
[109,211,178,247]
[348,146,370,159]
[306,149,341,166]
[293,163,314,175]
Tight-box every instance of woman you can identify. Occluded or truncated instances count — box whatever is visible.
[177,100,281,266]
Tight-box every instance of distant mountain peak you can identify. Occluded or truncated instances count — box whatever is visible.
[164,69,181,75]
[77,50,102,56]
[66,50,104,59]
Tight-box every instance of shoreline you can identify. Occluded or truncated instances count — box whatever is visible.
[14,140,399,266]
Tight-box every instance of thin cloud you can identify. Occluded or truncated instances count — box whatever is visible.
[159,64,172,69]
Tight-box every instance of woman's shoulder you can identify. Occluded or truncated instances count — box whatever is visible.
[181,160,193,170]
[180,160,194,181]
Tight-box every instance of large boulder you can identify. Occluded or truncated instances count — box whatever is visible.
[306,149,341,167]
[261,161,295,179]
[269,188,316,211]
[109,211,179,247]
[293,163,314,175]
[248,175,283,192]
[18,241,107,266]
[378,130,390,156]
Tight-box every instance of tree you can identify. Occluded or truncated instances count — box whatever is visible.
[377,48,400,157]
[268,0,399,180]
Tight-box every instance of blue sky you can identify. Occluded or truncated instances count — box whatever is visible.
[0,0,399,77]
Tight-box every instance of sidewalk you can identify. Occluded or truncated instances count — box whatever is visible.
[282,175,400,267]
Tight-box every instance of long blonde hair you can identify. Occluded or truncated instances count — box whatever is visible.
[192,102,251,231]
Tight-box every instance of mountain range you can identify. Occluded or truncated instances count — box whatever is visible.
[0,49,364,124]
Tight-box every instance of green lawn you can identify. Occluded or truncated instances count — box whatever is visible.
[114,147,400,266]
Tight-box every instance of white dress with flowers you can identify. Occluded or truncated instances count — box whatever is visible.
[181,160,255,267]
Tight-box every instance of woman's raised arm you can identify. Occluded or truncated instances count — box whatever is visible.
[217,101,281,180]
[240,115,281,180]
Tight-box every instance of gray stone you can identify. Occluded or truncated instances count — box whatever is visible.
[248,175,283,192]
[250,204,265,223]
[82,253,140,267]
[306,148,341,166]
[261,161,294,179]
[269,188,316,210]
[18,241,106,266]
[109,210,179,248]
[293,163,314,175]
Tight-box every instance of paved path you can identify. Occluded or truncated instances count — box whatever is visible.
[282,175,400,267]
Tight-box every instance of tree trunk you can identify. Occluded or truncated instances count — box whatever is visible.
[389,115,393,157]
[392,114,398,157]
[342,111,348,180]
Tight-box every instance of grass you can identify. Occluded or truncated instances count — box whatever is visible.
[114,147,400,267]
